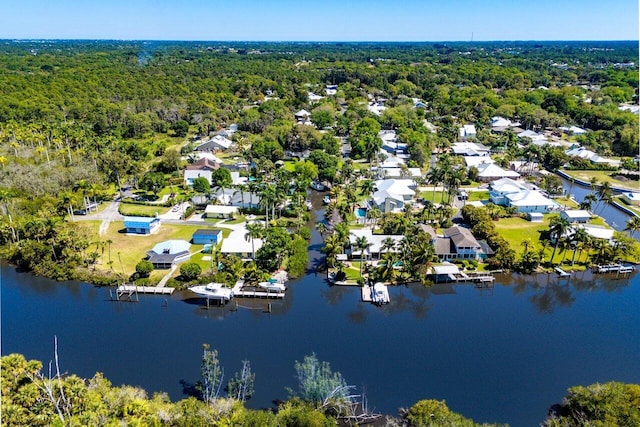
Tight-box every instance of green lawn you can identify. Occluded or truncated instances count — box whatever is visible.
[92,222,210,277]
[561,169,638,191]
[613,196,640,216]
[554,197,579,209]
[467,191,490,202]
[119,203,169,217]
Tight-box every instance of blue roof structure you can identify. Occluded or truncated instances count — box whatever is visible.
[124,216,159,228]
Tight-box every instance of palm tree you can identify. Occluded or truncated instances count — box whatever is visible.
[244,222,264,259]
[596,181,612,215]
[570,227,590,265]
[425,166,442,205]
[581,193,597,212]
[624,216,640,238]
[359,179,375,199]
[521,239,532,254]
[353,235,371,277]
[381,237,397,259]
[549,216,571,264]
[366,207,381,228]
[315,222,328,239]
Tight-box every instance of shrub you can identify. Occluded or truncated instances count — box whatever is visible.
[135,260,154,278]
[180,262,202,281]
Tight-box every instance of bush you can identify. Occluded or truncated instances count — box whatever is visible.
[135,260,154,278]
[180,262,202,281]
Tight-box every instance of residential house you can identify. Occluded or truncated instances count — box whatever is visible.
[622,192,640,206]
[561,210,591,223]
[294,109,311,122]
[124,216,160,235]
[489,178,556,213]
[509,160,539,175]
[192,229,224,245]
[451,142,490,157]
[464,156,495,169]
[204,205,239,219]
[325,85,337,95]
[308,92,324,103]
[184,157,220,186]
[220,228,263,259]
[565,147,621,167]
[367,101,387,116]
[376,167,422,179]
[559,125,587,135]
[459,124,477,140]
[476,162,520,182]
[348,229,403,260]
[371,179,416,213]
[195,134,234,152]
[517,130,545,141]
[146,240,191,269]
[211,188,261,209]
[434,226,484,261]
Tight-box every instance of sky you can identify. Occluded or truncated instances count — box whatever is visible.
[1,0,638,41]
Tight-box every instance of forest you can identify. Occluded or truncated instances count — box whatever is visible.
[0,40,638,282]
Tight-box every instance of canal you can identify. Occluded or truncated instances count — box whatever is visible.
[2,191,639,426]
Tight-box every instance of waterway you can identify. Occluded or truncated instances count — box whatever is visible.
[559,175,636,233]
[2,194,640,427]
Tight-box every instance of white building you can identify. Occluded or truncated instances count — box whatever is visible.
[476,163,520,182]
[451,142,490,157]
[459,124,477,140]
[371,179,416,213]
[220,227,264,259]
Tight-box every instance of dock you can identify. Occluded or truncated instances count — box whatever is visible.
[361,285,372,302]
[595,264,635,274]
[554,267,571,277]
[361,283,390,305]
[111,284,174,301]
[231,279,285,299]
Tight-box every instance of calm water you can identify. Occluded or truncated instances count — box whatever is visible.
[2,196,640,427]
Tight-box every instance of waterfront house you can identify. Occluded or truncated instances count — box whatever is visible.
[561,210,592,223]
[146,240,191,269]
[490,176,556,212]
[441,226,483,260]
[220,228,263,259]
[622,192,640,206]
[565,146,621,167]
[371,179,416,213]
[184,157,220,186]
[124,216,160,235]
[192,229,224,245]
[348,229,403,260]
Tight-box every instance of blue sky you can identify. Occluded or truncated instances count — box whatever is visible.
[2,0,638,41]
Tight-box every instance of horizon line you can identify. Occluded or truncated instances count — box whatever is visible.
[2,38,638,43]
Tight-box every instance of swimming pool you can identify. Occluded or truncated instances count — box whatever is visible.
[355,208,367,218]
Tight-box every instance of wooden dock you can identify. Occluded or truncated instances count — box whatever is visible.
[117,284,174,295]
[234,289,285,299]
[595,264,635,274]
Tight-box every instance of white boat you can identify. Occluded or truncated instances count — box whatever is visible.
[258,281,287,292]
[310,181,326,191]
[189,282,234,302]
[371,282,390,305]
[322,195,331,205]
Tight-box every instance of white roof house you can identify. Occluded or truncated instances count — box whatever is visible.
[565,147,620,166]
[561,210,592,223]
[372,179,415,213]
[517,130,545,140]
[464,156,495,169]
[199,134,233,151]
[459,124,477,140]
[505,190,556,213]
[294,109,311,118]
[349,229,404,258]
[308,92,324,103]
[564,225,614,242]
[377,167,422,179]
[367,102,387,116]
[451,142,490,156]
[490,178,529,195]
[220,228,263,259]
[559,125,587,135]
[476,163,520,182]
[622,192,640,206]
[205,205,239,218]
[491,116,520,128]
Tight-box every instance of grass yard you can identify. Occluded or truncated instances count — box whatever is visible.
[119,203,169,217]
[561,169,638,191]
[91,222,210,277]
[554,197,579,209]
[467,191,490,202]
[492,216,556,262]
[613,196,640,216]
